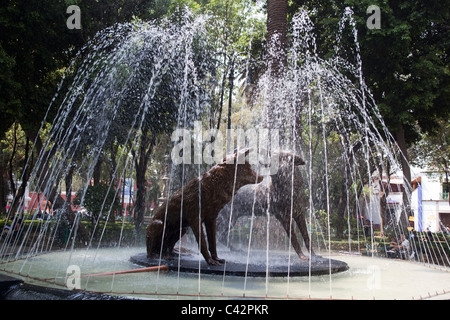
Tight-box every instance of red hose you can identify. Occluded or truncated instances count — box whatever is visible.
[81,265,169,277]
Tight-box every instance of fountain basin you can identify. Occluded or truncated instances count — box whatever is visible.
[2,247,449,300]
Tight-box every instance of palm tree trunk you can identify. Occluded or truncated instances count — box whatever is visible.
[267,0,288,77]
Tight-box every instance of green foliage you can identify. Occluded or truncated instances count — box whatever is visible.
[0,0,81,138]
[74,182,120,222]
[0,44,20,135]
[297,0,449,145]
[409,118,450,174]
[82,220,142,246]
[355,0,448,141]
[0,0,178,140]
[203,0,266,53]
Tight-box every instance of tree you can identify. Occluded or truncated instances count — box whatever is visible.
[348,0,449,215]
[367,1,446,228]
[0,0,177,220]
[74,181,120,224]
[410,119,450,203]
[201,0,266,129]
[296,0,449,226]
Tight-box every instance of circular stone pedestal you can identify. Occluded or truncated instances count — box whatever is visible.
[130,252,348,277]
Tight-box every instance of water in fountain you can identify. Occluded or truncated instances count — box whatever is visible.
[1,8,449,300]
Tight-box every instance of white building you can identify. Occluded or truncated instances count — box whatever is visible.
[363,167,450,232]
[410,169,450,232]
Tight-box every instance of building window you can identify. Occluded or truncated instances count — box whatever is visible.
[443,182,449,200]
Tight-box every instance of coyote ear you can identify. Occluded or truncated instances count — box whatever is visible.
[231,147,251,156]
[220,153,235,165]
[221,148,253,165]
[242,148,252,156]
